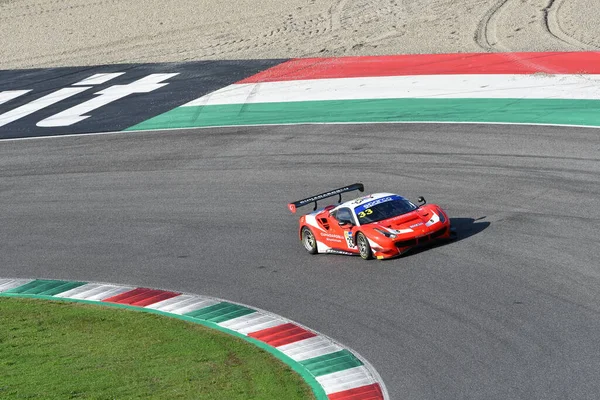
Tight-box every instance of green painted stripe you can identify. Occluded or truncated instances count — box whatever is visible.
[125,98,600,130]
[300,349,363,377]
[184,302,256,323]
[3,279,86,296]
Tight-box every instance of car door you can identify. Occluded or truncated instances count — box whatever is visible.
[330,207,358,250]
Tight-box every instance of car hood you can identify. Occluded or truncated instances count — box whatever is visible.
[370,208,438,234]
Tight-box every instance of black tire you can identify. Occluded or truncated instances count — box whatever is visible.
[355,232,373,260]
[301,226,318,254]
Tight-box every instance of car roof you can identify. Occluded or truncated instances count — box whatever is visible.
[333,192,405,212]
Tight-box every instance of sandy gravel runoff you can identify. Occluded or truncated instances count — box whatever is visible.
[0,0,599,69]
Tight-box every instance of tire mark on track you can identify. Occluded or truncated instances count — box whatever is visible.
[543,0,599,50]
[328,0,349,31]
[325,0,407,54]
[0,0,121,22]
[474,0,510,51]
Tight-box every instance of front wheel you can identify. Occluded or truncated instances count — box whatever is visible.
[301,226,318,254]
[356,232,373,260]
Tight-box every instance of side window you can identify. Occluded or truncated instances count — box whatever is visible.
[334,208,354,224]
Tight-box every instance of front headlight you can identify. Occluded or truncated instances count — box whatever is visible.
[374,228,396,239]
[436,208,446,223]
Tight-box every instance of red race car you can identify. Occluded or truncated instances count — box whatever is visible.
[288,183,455,260]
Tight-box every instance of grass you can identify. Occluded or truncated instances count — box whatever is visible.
[0,297,314,399]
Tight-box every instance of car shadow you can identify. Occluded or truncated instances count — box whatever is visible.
[450,216,491,241]
[397,216,490,259]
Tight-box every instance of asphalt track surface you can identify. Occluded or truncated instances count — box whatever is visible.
[2,123,599,399]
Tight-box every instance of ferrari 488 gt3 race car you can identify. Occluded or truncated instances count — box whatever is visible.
[288,183,455,260]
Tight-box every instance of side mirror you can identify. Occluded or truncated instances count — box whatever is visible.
[417,196,426,206]
[338,219,354,227]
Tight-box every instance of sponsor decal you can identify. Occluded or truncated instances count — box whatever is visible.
[297,187,352,206]
[320,232,343,243]
[326,249,354,255]
[344,231,355,248]
[320,233,344,239]
[293,184,363,207]
[410,222,424,228]
[352,195,374,204]
[355,195,402,214]
[362,197,394,209]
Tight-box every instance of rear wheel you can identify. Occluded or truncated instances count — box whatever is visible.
[356,232,373,260]
[301,226,318,254]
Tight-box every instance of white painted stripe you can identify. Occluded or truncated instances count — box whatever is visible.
[2,119,600,144]
[145,294,196,311]
[73,73,125,86]
[73,285,134,301]
[54,283,133,301]
[316,365,376,395]
[218,312,286,335]
[54,283,106,299]
[183,74,600,107]
[146,295,219,315]
[146,294,206,312]
[37,73,179,127]
[0,90,30,105]
[277,335,343,361]
[0,87,90,128]
[0,278,33,292]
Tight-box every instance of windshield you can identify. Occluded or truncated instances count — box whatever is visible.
[354,195,417,224]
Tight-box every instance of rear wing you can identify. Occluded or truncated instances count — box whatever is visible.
[288,183,364,213]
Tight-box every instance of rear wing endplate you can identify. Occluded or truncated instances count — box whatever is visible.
[288,183,364,213]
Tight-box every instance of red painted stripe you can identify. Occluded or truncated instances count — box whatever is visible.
[238,52,600,83]
[102,288,180,306]
[328,383,384,400]
[102,288,149,303]
[130,291,180,307]
[248,322,316,347]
